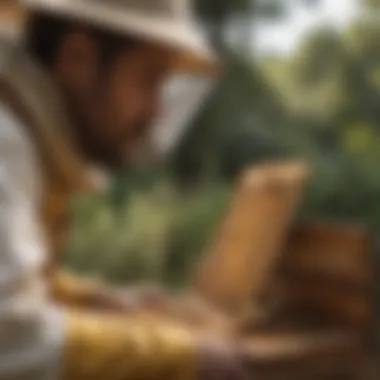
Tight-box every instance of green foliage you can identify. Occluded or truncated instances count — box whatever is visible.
[163,184,232,287]
[66,181,232,287]
[275,8,380,230]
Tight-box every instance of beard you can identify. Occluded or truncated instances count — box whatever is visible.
[62,79,159,171]
[122,120,158,168]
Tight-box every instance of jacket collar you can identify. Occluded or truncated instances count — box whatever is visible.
[0,33,110,193]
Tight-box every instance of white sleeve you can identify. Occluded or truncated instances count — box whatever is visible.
[0,104,65,380]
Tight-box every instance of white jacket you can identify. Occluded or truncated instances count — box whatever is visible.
[0,102,64,380]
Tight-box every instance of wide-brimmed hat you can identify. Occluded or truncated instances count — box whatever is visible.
[21,0,218,75]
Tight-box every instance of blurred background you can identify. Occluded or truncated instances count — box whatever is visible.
[0,0,378,377]
[62,0,380,290]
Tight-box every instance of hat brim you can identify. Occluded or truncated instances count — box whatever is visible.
[22,0,218,76]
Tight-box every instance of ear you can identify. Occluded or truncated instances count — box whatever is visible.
[55,30,99,94]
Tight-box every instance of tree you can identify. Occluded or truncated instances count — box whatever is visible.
[172,0,296,185]
[261,2,380,225]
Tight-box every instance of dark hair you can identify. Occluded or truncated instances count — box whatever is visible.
[25,12,138,68]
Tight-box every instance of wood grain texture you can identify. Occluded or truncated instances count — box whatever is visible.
[194,161,309,317]
[278,221,375,333]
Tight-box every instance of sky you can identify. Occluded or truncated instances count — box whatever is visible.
[253,0,360,56]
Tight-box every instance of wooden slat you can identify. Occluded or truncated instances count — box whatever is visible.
[288,281,372,326]
[283,257,371,287]
[282,244,373,286]
[285,223,372,274]
[194,162,309,316]
[241,329,360,363]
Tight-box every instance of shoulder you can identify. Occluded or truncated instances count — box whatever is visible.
[0,101,42,196]
[0,101,33,147]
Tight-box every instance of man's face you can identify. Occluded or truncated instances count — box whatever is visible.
[55,31,175,169]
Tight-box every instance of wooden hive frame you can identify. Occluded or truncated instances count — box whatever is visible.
[193,161,309,319]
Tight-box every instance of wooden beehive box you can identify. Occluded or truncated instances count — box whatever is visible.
[194,161,309,318]
[279,221,375,333]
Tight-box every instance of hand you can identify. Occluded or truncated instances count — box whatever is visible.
[89,285,172,314]
[168,294,231,334]
[196,338,250,380]
[121,285,173,311]
[88,288,140,313]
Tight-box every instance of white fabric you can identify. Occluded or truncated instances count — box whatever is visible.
[22,0,215,73]
[151,74,215,157]
[0,102,65,380]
